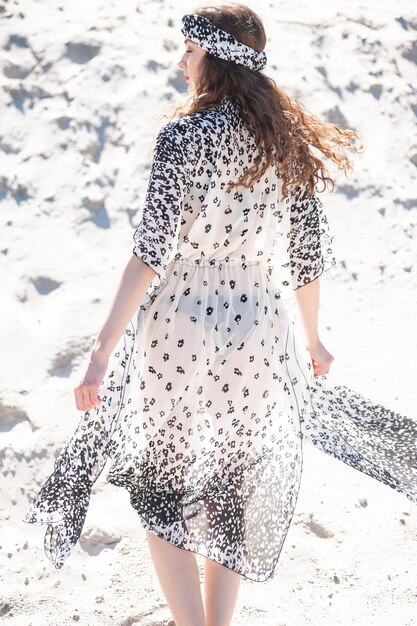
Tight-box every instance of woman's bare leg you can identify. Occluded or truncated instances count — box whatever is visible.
[203,557,242,626]
[146,531,206,626]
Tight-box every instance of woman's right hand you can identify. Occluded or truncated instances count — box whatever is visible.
[74,352,108,412]
[307,339,334,376]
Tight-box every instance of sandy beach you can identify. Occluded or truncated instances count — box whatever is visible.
[1,1,416,624]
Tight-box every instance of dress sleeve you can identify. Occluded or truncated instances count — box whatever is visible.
[287,183,336,290]
[132,121,195,285]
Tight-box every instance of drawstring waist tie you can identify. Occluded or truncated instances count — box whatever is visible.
[173,257,264,268]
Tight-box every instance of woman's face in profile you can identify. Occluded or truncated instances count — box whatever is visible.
[177,38,206,88]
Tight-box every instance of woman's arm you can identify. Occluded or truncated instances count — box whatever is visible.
[294,276,320,346]
[74,254,156,411]
[91,254,156,359]
[294,277,334,376]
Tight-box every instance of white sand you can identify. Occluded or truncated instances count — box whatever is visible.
[1,1,416,624]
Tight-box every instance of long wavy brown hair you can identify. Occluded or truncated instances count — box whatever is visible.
[165,2,363,198]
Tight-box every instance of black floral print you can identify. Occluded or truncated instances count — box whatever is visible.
[23,95,417,581]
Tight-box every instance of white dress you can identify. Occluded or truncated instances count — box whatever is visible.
[23,95,417,581]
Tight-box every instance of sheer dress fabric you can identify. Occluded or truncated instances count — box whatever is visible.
[23,96,417,581]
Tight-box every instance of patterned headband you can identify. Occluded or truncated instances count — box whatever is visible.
[181,13,267,71]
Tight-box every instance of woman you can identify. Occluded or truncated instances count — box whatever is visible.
[24,4,417,626]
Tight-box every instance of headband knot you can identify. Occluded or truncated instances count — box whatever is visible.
[181,13,267,71]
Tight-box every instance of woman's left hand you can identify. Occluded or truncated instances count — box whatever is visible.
[74,352,109,411]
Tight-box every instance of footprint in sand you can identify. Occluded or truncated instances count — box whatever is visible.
[0,399,30,432]
[65,39,101,64]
